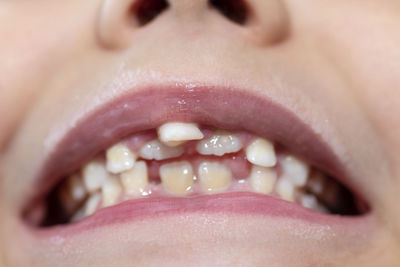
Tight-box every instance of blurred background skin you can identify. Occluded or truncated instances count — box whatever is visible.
[1,0,400,266]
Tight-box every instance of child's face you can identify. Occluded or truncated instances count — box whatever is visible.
[1,0,400,266]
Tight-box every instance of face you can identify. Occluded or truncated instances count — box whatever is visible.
[1,0,400,266]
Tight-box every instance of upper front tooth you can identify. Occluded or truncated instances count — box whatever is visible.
[158,122,204,146]
[280,155,309,187]
[249,166,277,194]
[106,143,136,174]
[275,178,295,202]
[121,161,149,196]
[139,139,184,160]
[101,176,122,207]
[196,131,243,156]
[198,162,232,193]
[83,161,109,193]
[159,161,194,196]
[245,138,276,167]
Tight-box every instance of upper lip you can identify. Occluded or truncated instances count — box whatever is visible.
[24,81,368,223]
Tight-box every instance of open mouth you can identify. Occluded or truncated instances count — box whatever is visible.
[22,85,370,229]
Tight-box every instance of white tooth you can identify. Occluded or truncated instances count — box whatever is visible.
[159,161,194,196]
[83,161,108,193]
[300,194,319,210]
[280,155,310,187]
[101,177,122,207]
[198,162,232,193]
[249,166,277,194]
[121,161,149,196]
[307,171,325,195]
[275,178,295,202]
[245,138,277,167]
[59,174,87,214]
[139,139,184,160]
[196,131,243,156]
[106,143,136,174]
[158,122,204,146]
[84,193,102,217]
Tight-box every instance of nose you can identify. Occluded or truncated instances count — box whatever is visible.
[97,0,289,49]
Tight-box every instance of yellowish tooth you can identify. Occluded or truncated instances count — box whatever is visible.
[196,131,243,156]
[83,161,108,193]
[280,155,309,187]
[121,161,149,196]
[249,166,277,194]
[158,122,204,146]
[159,161,194,196]
[139,139,184,160]
[84,193,102,217]
[198,162,232,193]
[245,138,277,167]
[101,177,122,207]
[275,178,295,202]
[106,143,136,174]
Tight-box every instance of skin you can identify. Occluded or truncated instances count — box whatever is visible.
[1,0,400,266]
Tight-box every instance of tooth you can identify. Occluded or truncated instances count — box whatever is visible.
[158,122,204,146]
[307,171,325,195]
[280,155,310,187]
[101,177,122,207]
[300,194,319,210]
[275,178,295,202]
[245,138,277,167]
[198,162,232,193]
[121,161,149,196]
[84,193,102,217]
[59,174,87,214]
[83,161,109,193]
[159,161,194,196]
[106,143,136,174]
[139,139,184,160]
[249,166,277,194]
[196,131,243,156]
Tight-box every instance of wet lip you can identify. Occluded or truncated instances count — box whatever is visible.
[25,83,368,228]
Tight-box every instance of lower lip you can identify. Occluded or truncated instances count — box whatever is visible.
[28,192,371,238]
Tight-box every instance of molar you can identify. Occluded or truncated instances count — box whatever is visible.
[245,138,276,167]
[83,160,109,193]
[158,122,204,147]
[139,139,184,160]
[249,166,277,194]
[159,161,194,196]
[196,131,243,156]
[198,162,232,193]
[280,155,309,187]
[59,174,87,214]
[106,143,136,174]
[120,161,149,196]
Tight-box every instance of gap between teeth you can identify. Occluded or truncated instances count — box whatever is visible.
[59,122,336,222]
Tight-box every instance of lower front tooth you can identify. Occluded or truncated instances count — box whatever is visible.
[83,161,108,193]
[121,161,149,196]
[198,162,232,193]
[139,139,184,160]
[160,161,194,196]
[280,155,309,187]
[85,193,102,217]
[101,177,122,207]
[249,166,277,194]
[275,178,295,202]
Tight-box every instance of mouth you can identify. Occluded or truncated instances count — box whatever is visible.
[22,84,370,231]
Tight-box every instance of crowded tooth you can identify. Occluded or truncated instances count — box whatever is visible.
[139,139,184,160]
[249,166,277,194]
[83,161,108,193]
[158,122,204,146]
[280,155,309,187]
[159,161,194,196]
[275,178,295,202]
[84,193,102,217]
[106,143,136,174]
[196,131,243,156]
[121,161,149,196]
[245,138,276,167]
[101,177,122,207]
[198,162,232,193]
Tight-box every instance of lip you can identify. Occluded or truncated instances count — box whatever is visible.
[24,83,369,228]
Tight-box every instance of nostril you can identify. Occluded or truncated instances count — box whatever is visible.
[132,0,169,26]
[209,0,249,25]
